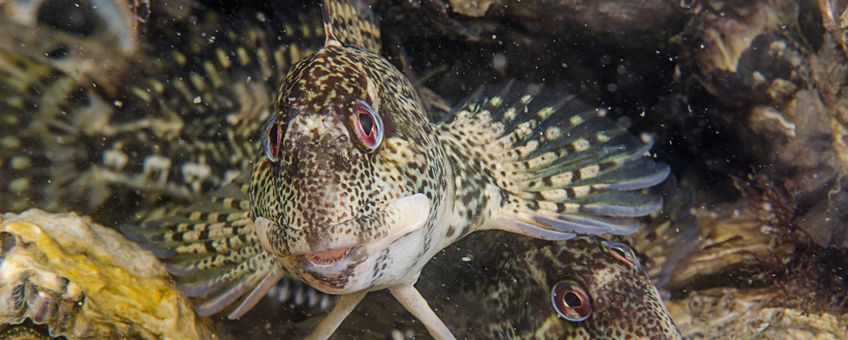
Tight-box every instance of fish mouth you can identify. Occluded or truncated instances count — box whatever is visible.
[303,246,354,266]
[254,193,432,262]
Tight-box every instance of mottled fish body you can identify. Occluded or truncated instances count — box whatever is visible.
[3,1,673,339]
[0,2,332,314]
[244,1,670,338]
[433,178,698,339]
[0,5,325,213]
[417,234,684,339]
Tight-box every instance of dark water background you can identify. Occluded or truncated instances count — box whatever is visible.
[2,0,848,338]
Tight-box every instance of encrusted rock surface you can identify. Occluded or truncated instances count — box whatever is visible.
[0,209,213,339]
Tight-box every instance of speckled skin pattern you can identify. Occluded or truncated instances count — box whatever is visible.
[2,0,671,324]
[248,0,669,296]
[450,235,683,339]
[249,42,454,292]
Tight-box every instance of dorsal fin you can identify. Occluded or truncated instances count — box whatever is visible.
[321,0,382,53]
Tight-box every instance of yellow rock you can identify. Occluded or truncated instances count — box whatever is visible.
[0,209,214,339]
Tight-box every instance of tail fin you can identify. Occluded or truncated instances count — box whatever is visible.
[122,175,331,319]
[440,82,669,240]
[623,176,700,288]
[0,49,98,212]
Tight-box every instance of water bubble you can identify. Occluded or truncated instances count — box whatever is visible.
[492,53,507,73]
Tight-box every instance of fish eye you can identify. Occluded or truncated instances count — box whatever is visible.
[551,280,591,322]
[352,100,383,150]
[262,112,283,162]
[602,240,638,268]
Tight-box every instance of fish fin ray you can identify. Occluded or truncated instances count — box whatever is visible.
[622,176,700,288]
[122,175,327,317]
[322,0,381,52]
[440,82,668,238]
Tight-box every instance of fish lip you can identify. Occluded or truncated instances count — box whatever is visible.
[256,193,431,259]
[300,245,359,267]
[297,245,368,276]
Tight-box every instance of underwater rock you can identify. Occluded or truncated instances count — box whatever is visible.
[672,0,811,173]
[674,0,848,248]
[668,287,848,339]
[378,0,686,45]
[496,0,683,39]
[676,0,806,109]
[0,209,213,339]
[663,174,848,337]
[664,202,793,290]
[820,0,848,55]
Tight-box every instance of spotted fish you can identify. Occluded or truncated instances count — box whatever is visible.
[433,179,696,339]
[452,235,683,339]
[131,1,668,338]
[0,4,326,214]
[0,0,333,316]
[333,178,695,339]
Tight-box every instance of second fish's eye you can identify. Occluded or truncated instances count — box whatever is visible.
[551,280,592,322]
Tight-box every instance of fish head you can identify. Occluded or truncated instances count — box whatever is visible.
[523,236,681,338]
[248,43,441,293]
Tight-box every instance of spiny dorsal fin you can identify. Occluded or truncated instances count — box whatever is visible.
[322,0,381,53]
[441,82,670,240]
